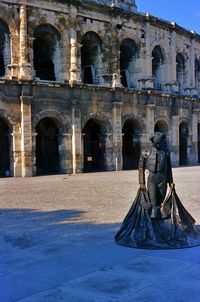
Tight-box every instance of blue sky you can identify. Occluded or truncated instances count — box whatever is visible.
[136,0,200,34]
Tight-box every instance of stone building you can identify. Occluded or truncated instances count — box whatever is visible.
[0,0,200,177]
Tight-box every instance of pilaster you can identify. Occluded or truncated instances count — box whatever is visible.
[19,3,33,80]
[20,95,33,176]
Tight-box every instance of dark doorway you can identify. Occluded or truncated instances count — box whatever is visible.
[179,122,188,166]
[198,124,200,164]
[122,119,141,170]
[83,119,105,172]
[36,118,59,175]
[0,54,5,77]
[0,118,10,177]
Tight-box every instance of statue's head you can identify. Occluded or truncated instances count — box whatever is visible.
[149,132,166,150]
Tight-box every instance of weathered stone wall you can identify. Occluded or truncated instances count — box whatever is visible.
[0,0,199,177]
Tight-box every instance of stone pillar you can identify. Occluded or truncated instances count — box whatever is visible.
[171,115,179,166]
[111,26,122,88]
[59,133,72,174]
[169,31,179,93]
[112,101,123,170]
[31,132,37,176]
[105,133,114,171]
[146,104,155,139]
[71,99,82,173]
[69,8,81,85]
[7,34,18,79]
[19,3,32,80]
[143,22,154,89]
[12,129,22,177]
[20,96,33,176]
[191,109,199,164]
[185,39,197,96]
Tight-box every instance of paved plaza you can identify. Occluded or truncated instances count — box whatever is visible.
[0,167,200,301]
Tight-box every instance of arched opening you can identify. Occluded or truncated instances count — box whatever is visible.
[36,118,59,175]
[122,119,141,170]
[179,121,188,166]
[33,25,61,81]
[0,19,10,77]
[81,32,103,85]
[154,120,168,133]
[120,39,138,88]
[176,53,185,94]
[152,46,164,91]
[83,119,106,172]
[0,118,10,177]
[154,120,169,151]
[198,123,200,164]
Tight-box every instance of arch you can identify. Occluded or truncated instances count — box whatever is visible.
[32,110,70,133]
[176,53,185,93]
[122,117,142,170]
[154,119,169,133]
[33,24,62,81]
[82,112,112,134]
[83,118,107,172]
[179,120,188,166]
[120,38,139,88]
[0,11,17,36]
[152,45,164,91]
[81,31,104,85]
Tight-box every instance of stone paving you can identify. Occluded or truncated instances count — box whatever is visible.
[0,167,200,301]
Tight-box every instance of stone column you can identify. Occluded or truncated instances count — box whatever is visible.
[12,128,22,177]
[20,96,33,176]
[146,104,155,140]
[111,25,122,88]
[7,33,18,79]
[105,133,114,171]
[191,109,199,164]
[143,21,154,89]
[19,3,32,80]
[69,8,81,85]
[169,31,179,93]
[185,39,196,96]
[59,133,72,174]
[171,115,179,166]
[112,101,123,170]
[71,99,82,173]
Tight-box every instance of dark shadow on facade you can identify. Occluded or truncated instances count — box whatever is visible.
[179,121,188,166]
[0,118,10,177]
[83,119,106,172]
[36,117,59,175]
[122,119,141,170]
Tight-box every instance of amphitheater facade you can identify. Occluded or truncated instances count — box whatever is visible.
[0,0,200,177]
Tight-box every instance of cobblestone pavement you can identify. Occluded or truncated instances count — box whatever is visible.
[0,167,200,301]
[0,166,199,247]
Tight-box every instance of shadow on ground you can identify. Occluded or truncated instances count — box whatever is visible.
[0,208,119,249]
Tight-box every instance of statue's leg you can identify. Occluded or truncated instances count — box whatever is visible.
[147,174,162,219]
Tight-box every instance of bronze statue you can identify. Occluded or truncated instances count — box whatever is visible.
[115,132,200,249]
[138,132,173,218]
